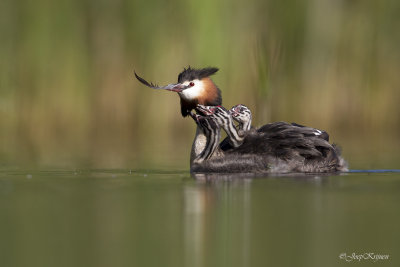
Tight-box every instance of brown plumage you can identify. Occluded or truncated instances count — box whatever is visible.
[180,77,222,117]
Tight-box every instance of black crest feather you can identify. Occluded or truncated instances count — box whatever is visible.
[178,66,219,83]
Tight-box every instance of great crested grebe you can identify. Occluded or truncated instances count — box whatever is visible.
[135,67,347,173]
[192,104,348,173]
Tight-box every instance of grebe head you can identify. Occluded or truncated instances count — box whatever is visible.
[135,67,222,117]
[196,105,229,123]
[177,67,222,117]
[229,104,252,131]
[195,104,221,116]
[197,104,230,131]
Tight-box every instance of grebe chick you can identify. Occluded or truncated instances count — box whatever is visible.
[191,114,221,163]
[191,105,249,163]
[192,104,348,173]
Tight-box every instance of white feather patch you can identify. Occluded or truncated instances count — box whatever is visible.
[314,129,322,136]
[178,79,204,101]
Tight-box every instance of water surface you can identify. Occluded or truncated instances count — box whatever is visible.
[1,169,399,267]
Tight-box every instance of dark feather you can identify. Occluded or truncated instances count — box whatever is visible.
[134,71,189,90]
[134,72,159,88]
[178,66,219,83]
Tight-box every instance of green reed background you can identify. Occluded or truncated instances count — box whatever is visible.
[1,0,399,169]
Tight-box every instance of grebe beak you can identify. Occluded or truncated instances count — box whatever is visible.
[135,72,190,92]
[229,109,239,117]
[196,104,215,116]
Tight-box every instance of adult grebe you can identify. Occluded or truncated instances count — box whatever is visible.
[192,104,348,173]
[135,67,347,173]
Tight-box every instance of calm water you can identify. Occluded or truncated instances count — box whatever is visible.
[1,169,399,267]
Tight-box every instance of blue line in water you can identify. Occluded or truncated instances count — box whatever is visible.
[349,169,400,173]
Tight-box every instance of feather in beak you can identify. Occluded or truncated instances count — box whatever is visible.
[134,72,190,92]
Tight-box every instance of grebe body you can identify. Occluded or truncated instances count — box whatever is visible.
[191,105,348,173]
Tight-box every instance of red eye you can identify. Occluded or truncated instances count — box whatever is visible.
[189,82,195,87]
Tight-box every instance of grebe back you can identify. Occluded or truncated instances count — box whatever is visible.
[191,104,348,173]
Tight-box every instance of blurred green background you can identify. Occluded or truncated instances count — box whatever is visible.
[1,0,399,169]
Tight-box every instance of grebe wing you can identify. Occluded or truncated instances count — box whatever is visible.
[232,123,334,159]
[290,122,329,141]
[291,122,329,142]
[257,122,329,141]
[256,121,292,133]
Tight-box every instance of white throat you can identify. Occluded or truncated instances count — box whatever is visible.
[178,79,204,101]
